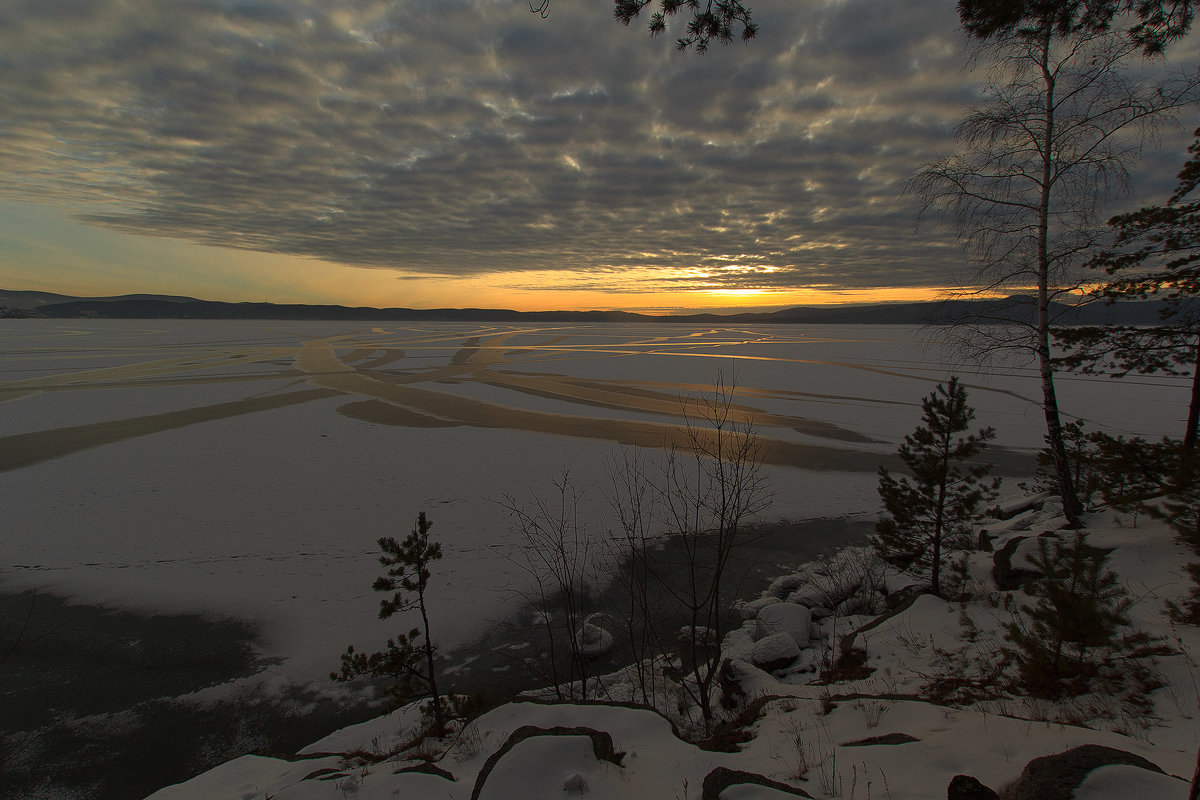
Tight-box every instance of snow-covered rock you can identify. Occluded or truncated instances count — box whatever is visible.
[996,490,1053,518]
[737,595,782,620]
[722,624,757,662]
[763,572,807,598]
[755,602,812,648]
[677,626,717,646]
[749,633,800,671]
[576,623,614,658]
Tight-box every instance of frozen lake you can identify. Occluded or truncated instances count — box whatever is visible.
[0,319,1190,674]
[0,319,1191,798]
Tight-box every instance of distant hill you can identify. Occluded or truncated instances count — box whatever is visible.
[2,289,1193,325]
[0,289,83,310]
[0,290,198,311]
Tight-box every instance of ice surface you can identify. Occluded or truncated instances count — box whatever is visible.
[1,320,1190,689]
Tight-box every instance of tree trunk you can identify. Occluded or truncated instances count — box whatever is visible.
[418,591,444,732]
[1189,744,1200,800]
[1035,31,1083,526]
[932,437,950,597]
[1186,337,1200,448]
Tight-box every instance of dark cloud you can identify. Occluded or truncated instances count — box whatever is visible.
[0,0,1189,295]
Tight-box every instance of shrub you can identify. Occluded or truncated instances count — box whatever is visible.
[1004,532,1150,698]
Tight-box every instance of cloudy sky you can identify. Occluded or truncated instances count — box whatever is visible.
[1,0,1197,312]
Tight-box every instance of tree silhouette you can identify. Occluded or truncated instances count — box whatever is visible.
[910,13,1199,525]
[1058,127,1200,447]
[874,377,998,597]
[613,0,756,52]
[332,512,449,732]
[958,0,1194,54]
[1004,532,1142,697]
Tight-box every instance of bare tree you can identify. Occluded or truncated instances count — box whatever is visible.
[604,448,664,707]
[911,19,1199,524]
[651,373,773,728]
[503,473,601,701]
[504,375,771,728]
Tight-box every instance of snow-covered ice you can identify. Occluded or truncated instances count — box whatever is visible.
[1,320,1189,682]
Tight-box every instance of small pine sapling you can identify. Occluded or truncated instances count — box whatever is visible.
[1089,434,1167,522]
[1163,446,1200,622]
[333,512,449,733]
[1164,445,1200,547]
[874,377,998,596]
[1004,532,1147,698]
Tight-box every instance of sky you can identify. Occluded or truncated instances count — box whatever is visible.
[0,0,1198,313]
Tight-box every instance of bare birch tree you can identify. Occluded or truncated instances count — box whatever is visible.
[911,20,1199,524]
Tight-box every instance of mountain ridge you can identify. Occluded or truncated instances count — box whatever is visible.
[2,289,1193,325]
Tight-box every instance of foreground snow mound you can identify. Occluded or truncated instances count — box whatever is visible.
[147,701,767,800]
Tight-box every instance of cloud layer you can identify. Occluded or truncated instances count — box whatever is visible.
[0,0,1192,297]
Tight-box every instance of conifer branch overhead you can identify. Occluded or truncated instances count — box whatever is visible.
[957,0,1195,54]
[612,0,756,52]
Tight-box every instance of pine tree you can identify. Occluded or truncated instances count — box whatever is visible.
[874,377,998,596]
[1004,532,1140,697]
[332,512,448,732]
[1057,127,1200,449]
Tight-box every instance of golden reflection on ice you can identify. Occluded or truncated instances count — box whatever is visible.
[0,323,1032,474]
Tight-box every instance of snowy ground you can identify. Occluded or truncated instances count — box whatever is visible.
[147,502,1200,800]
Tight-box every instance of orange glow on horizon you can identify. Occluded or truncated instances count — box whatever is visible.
[328,266,1017,315]
[347,280,1014,315]
[0,206,1016,314]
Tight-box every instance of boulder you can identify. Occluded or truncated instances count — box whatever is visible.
[1007,744,1164,800]
[995,490,1053,519]
[739,596,782,620]
[679,626,718,646]
[765,572,809,598]
[757,602,813,648]
[750,633,800,672]
[701,766,813,799]
[575,623,614,658]
[946,774,999,800]
[842,733,919,747]
[992,535,1040,590]
[721,625,756,662]
[470,725,623,800]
